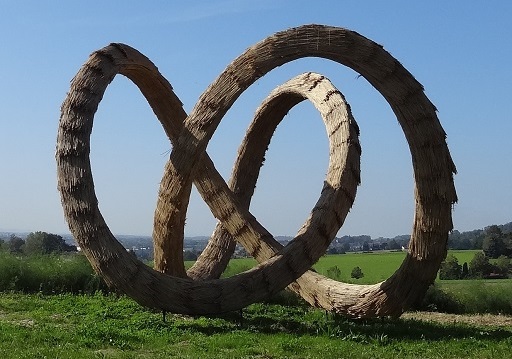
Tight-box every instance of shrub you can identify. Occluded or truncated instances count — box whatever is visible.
[415,284,463,313]
[469,252,492,278]
[326,265,341,281]
[350,266,364,279]
[439,254,462,279]
[0,252,21,290]
[264,290,308,307]
[495,255,511,276]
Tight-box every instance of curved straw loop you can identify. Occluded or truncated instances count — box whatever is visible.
[157,24,456,317]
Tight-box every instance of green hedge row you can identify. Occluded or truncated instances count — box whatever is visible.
[0,252,108,294]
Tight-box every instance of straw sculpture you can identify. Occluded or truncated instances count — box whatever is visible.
[57,24,457,318]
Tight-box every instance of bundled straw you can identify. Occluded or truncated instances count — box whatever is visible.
[57,25,456,318]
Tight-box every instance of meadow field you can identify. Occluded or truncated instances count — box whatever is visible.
[1,250,512,358]
[222,250,482,284]
[218,251,405,284]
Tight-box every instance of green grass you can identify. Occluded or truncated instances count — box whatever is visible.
[436,279,512,314]
[1,293,511,358]
[314,251,407,283]
[443,250,482,265]
[210,251,407,284]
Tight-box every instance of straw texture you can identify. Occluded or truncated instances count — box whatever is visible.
[57,24,456,317]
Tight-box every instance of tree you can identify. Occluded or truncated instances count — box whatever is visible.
[485,225,502,237]
[8,234,24,254]
[483,236,505,259]
[504,233,512,258]
[461,262,469,279]
[469,252,491,278]
[482,225,505,258]
[438,254,462,280]
[495,255,510,276]
[472,236,484,250]
[24,231,75,255]
[388,239,401,250]
[448,230,473,250]
[327,246,347,254]
[351,266,364,279]
[340,243,350,253]
[183,250,198,261]
[362,242,370,252]
[24,232,43,255]
[458,238,472,250]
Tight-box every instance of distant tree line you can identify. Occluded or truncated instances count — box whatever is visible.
[325,222,512,255]
[327,235,408,254]
[440,225,512,280]
[0,231,76,255]
[448,223,512,252]
[2,222,509,260]
[439,252,510,280]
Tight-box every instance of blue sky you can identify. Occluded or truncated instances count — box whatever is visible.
[0,1,511,238]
